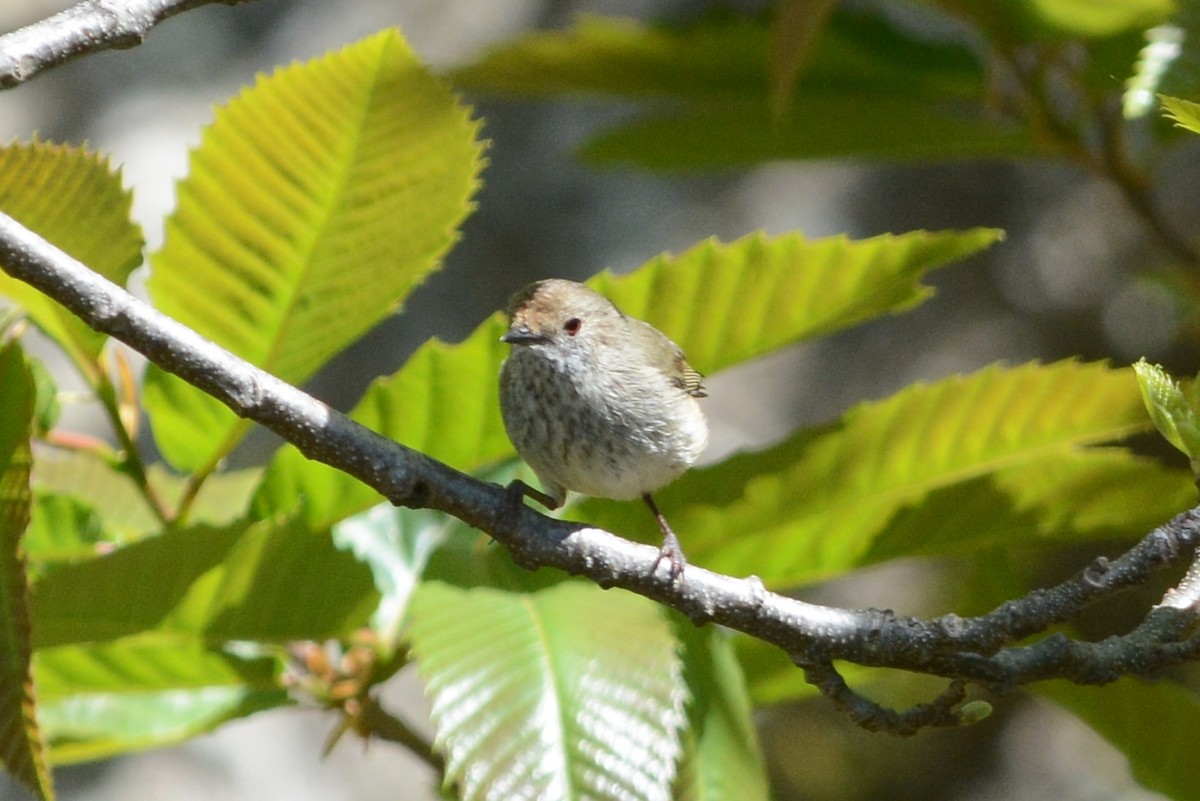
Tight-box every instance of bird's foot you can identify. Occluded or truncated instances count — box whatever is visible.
[649,529,686,585]
[643,493,687,585]
[499,479,531,537]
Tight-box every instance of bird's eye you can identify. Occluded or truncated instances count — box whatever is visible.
[564,317,582,336]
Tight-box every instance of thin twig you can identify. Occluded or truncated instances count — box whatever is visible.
[94,374,172,524]
[802,663,969,735]
[995,42,1200,270]
[0,0,254,90]
[1094,99,1200,270]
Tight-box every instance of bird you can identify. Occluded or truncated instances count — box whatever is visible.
[498,278,708,581]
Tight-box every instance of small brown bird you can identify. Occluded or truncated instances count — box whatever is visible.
[498,278,708,581]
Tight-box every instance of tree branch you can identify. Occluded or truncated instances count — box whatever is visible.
[2,209,1200,733]
[0,0,254,89]
[804,664,970,735]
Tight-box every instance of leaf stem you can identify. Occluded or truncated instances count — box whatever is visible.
[997,42,1200,271]
[93,360,171,525]
[357,693,445,774]
[1093,98,1200,271]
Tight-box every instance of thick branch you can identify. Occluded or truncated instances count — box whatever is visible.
[0,0,253,89]
[2,210,1200,730]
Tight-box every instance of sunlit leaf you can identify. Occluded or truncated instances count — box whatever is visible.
[861,447,1193,562]
[255,228,999,528]
[32,453,260,544]
[591,228,1004,375]
[0,143,143,373]
[25,359,59,438]
[581,361,1170,586]
[1132,358,1200,461]
[22,494,107,575]
[144,29,484,472]
[674,623,769,801]
[252,313,512,527]
[37,639,286,764]
[30,516,376,647]
[1022,0,1173,37]
[31,451,160,541]
[947,0,1174,42]
[331,504,453,651]
[0,343,53,800]
[1162,93,1200,135]
[146,464,261,527]
[408,581,687,801]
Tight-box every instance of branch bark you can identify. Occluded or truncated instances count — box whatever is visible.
[2,208,1200,735]
[0,0,253,89]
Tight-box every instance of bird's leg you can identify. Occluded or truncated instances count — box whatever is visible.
[506,478,562,511]
[644,493,686,583]
[499,479,556,541]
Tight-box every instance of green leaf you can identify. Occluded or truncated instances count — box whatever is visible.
[581,361,1165,586]
[1161,93,1200,135]
[1022,0,1173,37]
[30,523,241,647]
[0,143,143,372]
[454,12,1035,168]
[164,516,378,643]
[674,624,769,801]
[948,0,1173,42]
[769,0,838,116]
[31,452,260,543]
[453,12,984,102]
[862,448,1194,562]
[256,228,1001,529]
[25,358,59,438]
[31,451,161,541]
[252,314,512,528]
[1036,678,1200,800]
[146,464,261,528]
[144,28,484,472]
[1132,358,1200,461]
[23,494,108,575]
[0,342,53,801]
[30,516,377,647]
[331,504,453,652]
[591,228,1004,375]
[36,639,287,764]
[451,14,768,99]
[408,581,687,801]
[581,96,1035,168]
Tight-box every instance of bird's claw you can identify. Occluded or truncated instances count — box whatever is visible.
[650,530,686,585]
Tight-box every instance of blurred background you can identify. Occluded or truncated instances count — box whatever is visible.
[1,0,1194,798]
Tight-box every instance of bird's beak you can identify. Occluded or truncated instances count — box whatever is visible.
[501,326,550,346]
